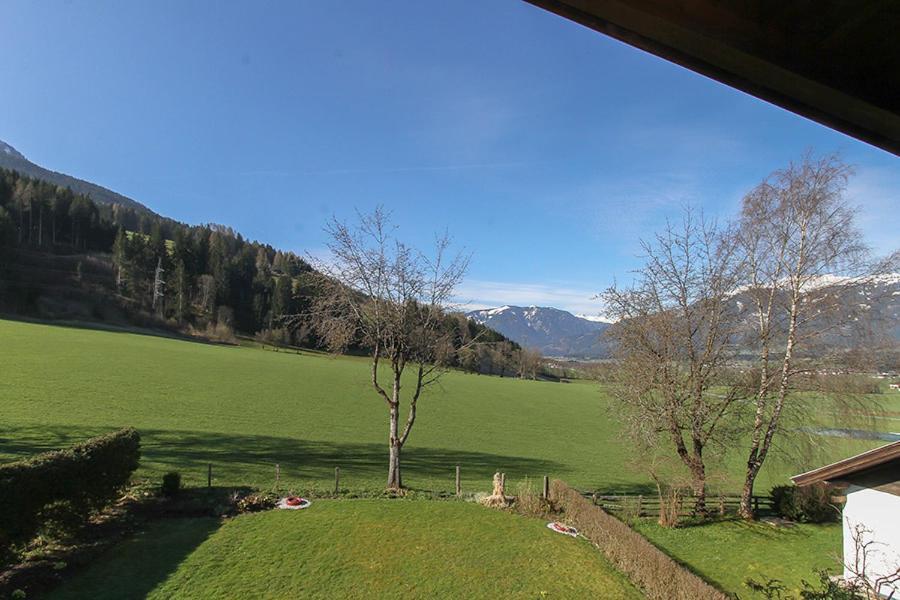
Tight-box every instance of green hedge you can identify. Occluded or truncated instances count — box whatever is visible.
[550,480,729,600]
[0,427,140,552]
[770,484,839,523]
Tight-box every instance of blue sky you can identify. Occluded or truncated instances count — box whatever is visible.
[2,1,897,316]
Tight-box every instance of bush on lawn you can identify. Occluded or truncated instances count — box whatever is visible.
[549,480,729,600]
[770,484,838,523]
[0,428,140,559]
[161,472,181,498]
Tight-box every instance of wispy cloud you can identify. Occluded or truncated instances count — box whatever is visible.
[454,278,607,317]
[237,160,532,178]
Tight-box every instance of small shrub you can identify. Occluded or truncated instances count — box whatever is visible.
[236,492,277,513]
[770,484,838,523]
[161,472,181,498]
[514,478,549,517]
[657,487,683,528]
[11,590,26,600]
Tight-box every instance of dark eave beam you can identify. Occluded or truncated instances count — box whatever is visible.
[524,0,900,155]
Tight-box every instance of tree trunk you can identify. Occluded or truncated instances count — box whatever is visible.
[387,403,402,490]
[739,467,759,519]
[741,292,799,519]
[690,460,707,516]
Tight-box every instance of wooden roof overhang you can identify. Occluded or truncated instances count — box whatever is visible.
[792,441,900,487]
[523,0,900,155]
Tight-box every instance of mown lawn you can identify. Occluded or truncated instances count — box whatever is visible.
[48,500,643,599]
[633,519,842,597]
[0,318,876,495]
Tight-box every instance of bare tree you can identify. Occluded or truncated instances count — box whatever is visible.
[152,257,165,314]
[603,209,743,515]
[310,207,469,491]
[516,348,543,380]
[197,274,217,316]
[734,153,890,519]
[844,521,900,599]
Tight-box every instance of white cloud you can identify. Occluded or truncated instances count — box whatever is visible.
[454,278,608,318]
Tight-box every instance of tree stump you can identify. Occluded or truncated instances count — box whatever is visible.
[480,471,512,508]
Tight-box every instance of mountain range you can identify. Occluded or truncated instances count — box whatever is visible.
[467,305,611,359]
[469,276,900,361]
[0,140,153,215]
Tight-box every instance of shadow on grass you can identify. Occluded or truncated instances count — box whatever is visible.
[48,518,221,600]
[0,425,568,489]
[0,312,228,347]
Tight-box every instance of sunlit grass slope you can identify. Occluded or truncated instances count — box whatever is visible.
[48,500,643,600]
[634,519,841,597]
[0,318,878,493]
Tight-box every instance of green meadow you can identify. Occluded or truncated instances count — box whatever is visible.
[1,317,888,597]
[0,318,876,495]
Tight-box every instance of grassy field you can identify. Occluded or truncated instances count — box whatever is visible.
[48,500,642,599]
[634,519,841,597]
[2,317,888,598]
[0,318,878,496]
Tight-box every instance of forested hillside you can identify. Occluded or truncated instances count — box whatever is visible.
[0,167,531,376]
[0,140,153,214]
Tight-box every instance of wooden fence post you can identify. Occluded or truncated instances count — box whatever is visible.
[753,496,759,514]
[334,466,340,494]
[455,465,461,497]
[207,463,212,488]
[542,475,549,500]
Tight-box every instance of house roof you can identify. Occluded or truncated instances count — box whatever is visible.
[523,1,900,155]
[792,441,900,486]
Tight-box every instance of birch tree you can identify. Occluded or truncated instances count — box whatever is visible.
[734,153,882,519]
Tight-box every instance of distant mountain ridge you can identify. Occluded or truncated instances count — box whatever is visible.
[467,305,611,359]
[467,274,900,361]
[0,139,154,215]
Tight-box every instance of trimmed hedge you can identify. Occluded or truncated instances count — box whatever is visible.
[550,480,729,600]
[770,484,838,523]
[0,428,140,553]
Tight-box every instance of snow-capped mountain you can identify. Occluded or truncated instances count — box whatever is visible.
[466,275,900,361]
[467,305,611,359]
[727,273,900,353]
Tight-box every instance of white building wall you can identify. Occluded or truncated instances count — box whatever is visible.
[842,484,900,597]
